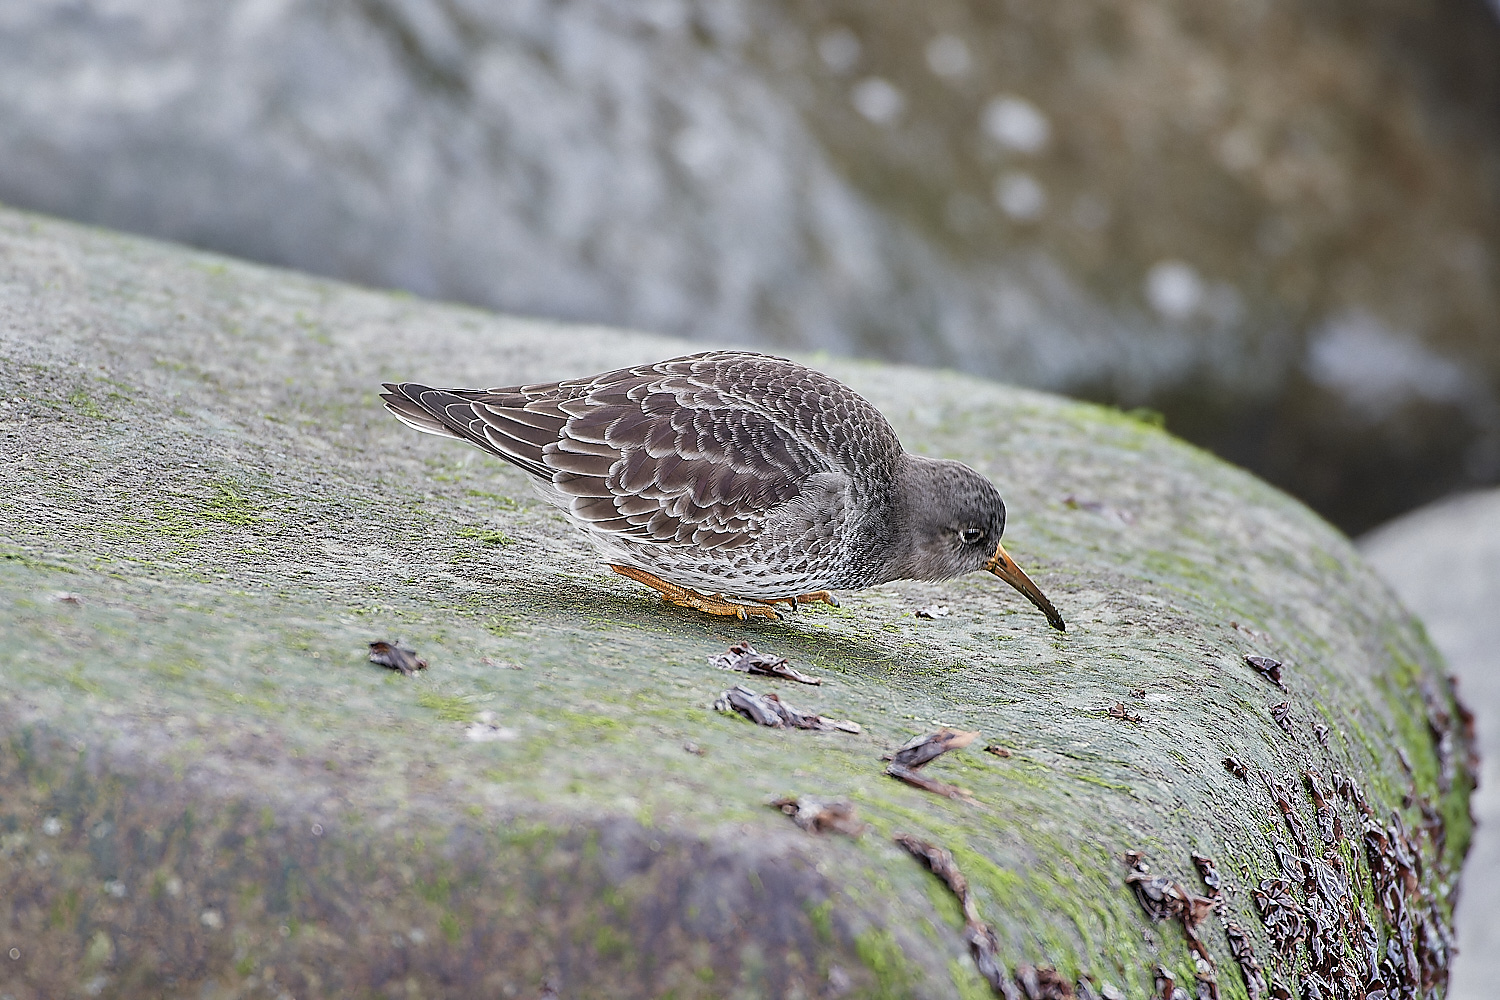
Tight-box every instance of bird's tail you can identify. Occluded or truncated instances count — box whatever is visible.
[379,382,464,441]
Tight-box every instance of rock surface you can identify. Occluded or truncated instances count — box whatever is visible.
[1362,490,1500,1000]
[0,207,1476,998]
[1,1,1498,533]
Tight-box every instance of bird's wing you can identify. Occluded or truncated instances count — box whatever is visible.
[381,352,882,549]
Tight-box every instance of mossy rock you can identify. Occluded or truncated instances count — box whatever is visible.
[0,206,1474,998]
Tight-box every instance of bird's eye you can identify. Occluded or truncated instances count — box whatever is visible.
[958,527,985,545]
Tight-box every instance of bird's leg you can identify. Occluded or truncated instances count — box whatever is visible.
[757,591,842,611]
[609,565,781,621]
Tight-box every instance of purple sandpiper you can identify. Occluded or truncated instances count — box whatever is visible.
[381,351,1064,628]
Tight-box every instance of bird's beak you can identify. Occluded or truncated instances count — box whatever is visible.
[983,541,1066,631]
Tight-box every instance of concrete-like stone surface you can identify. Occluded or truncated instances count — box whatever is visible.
[1362,490,1500,1000]
[0,207,1475,997]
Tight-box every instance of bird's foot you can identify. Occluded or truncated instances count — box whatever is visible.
[758,591,842,612]
[609,565,782,621]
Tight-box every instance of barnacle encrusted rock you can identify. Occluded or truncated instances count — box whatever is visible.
[0,207,1475,998]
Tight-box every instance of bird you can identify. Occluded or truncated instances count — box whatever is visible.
[380,350,1064,629]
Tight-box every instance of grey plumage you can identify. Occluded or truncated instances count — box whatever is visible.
[381,350,1064,628]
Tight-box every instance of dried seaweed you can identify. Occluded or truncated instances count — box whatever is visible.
[883,728,980,799]
[1244,654,1284,688]
[886,764,974,801]
[770,797,867,837]
[1108,702,1142,723]
[1153,966,1189,1000]
[1124,852,1217,969]
[894,833,1008,992]
[887,727,980,768]
[1303,769,1342,844]
[1190,852,1222,899]
[1222,756,1248,781]
[1270,701,1293,736]
[984,744,1013,758]
[1223,920,1267,1000]
[713,684,860,732]
[1014,964,1075,999]
[1252,878,1305,957]
[1271,780,1310,854]
[368,640,427,676]
[711,641,822,685]
[1312,721,1329,747]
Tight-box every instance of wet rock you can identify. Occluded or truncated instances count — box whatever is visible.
[0,207,1473,998]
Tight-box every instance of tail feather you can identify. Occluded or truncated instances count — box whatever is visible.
[380,381,555,481]
[380,383,464,440]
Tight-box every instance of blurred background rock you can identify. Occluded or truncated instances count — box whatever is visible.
[2,0,1497,533]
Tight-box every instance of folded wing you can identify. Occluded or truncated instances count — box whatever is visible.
[380,353,839,549]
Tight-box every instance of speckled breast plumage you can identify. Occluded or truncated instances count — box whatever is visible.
[381,351,906,599]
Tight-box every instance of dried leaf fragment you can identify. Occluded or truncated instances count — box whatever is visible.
[713,684,859,732]
[1222,756,1248,781]
[1244,654,1284,688]
[983,744,1013,758]
[710,641,821,684]
[770,796,866,837]
[914,604,951,619]
[1108,702,1142,723]
[369,640,427,676]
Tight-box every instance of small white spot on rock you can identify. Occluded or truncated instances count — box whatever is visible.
[925,35,971,78]
[408,927,427,944]
[165,876,183,897]
[465,720,518,742]
[983,95,1050,153]
[1144,261,1204,322]
[851,77,905,125]
[104,879,126,898]
[994,172,1046,221]
[199,909,223,929]
[817,27,860,73]
[41,816,61,836]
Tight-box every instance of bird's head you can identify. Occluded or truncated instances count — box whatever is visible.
[893,457,1066,631]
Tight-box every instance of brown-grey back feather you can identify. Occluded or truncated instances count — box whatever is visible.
[381,352,905,551]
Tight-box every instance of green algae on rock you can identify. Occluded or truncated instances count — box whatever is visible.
[0,207,1475,998]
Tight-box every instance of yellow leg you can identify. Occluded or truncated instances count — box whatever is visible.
[758,591,842,611]
[609,565,782,621]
